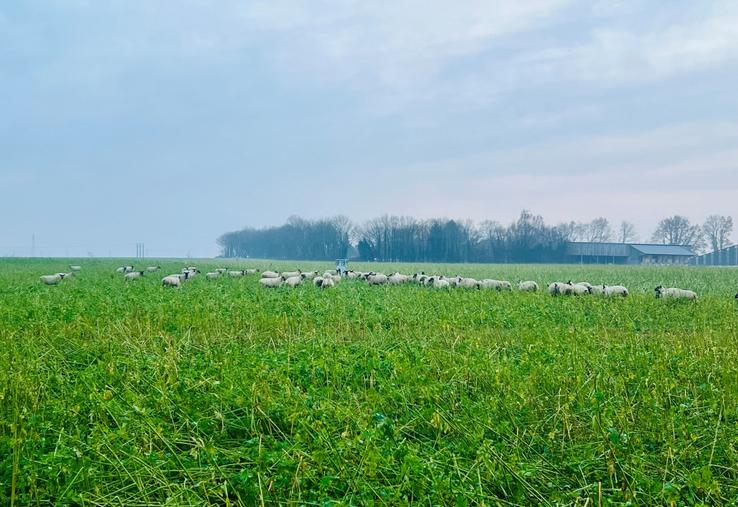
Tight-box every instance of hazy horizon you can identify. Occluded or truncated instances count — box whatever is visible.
[2,1,737,257]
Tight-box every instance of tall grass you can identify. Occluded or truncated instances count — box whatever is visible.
[1,259,737,505]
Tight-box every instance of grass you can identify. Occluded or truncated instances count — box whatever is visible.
[1,258,738,505]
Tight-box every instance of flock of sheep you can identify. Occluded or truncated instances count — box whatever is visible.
[38,265,727,300]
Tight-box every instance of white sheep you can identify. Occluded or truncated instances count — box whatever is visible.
[282,270,302,279]
[245,268,259,275]
[548,282,574,296]
[116,265,134,273]
[302,271,319,280]
[206,272,221,280]
[284,275,306,287]
[457,277,480,289]
[604,285,629,297]
[69,265,82,272]
[147,266,161,272]
[162,274,183,288]
[124,271,145,281]
[518,281,539,292]
[570,283,593,296]
[655,286,697,300]
[261,271,281,279]
[428,276,450,289]
[366,273,388,285]
[388,273,409,285]
[260,276,284,288]
[40,274,64,285]
[314,276,334,288]
[228,270,246,278]
[215,268,228,274]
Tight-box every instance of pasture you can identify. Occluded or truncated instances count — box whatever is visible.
[2,258,738,505]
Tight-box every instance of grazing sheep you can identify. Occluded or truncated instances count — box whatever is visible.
[518,281,539,292]
[282,270,302,279]
[116,265,134,273]
[548,282,574,296]
[300,271,319,280]
[346,270,359,279]
[206,272,221,280]
[428,276,450,289]
[284,274,306,287]
[570,283,593,296]
[215,268,228,274]
[40,274,64,285]
[124,271,145,281]
[480,279,512,291]
[162,274,184,288]
[147,266,161,272]
[314,275,335,288]
[655,286,697,300]
[261,271,280,279]
[590,285,605,295]
[228,270,246,278]
[388,273,409,285]
[245,268,259,275]
[260,276,284,288]
[366,273,388,285]
[69,265,82,272]
[604,285,629,297]
[457,277,480,289]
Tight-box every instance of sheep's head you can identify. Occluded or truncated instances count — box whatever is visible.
[654,286,663,297]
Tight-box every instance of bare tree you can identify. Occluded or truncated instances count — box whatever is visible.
[618,221,639,243]
[703,215,733,252]
[580,217,613,242]
[651,215,705,252]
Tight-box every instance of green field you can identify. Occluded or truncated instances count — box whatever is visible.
[2,259,738,506]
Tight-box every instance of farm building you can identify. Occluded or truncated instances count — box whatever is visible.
[565,242,695,265]
[690,244,738,266]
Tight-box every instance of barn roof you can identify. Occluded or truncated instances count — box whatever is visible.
[629,244,695,256]
[565,242,695,257]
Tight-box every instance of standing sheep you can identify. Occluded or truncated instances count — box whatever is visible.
[655,286,697,300]
[604,285,629,297]
[261,271,281,279]
[518,281,539,292]
[124,271,145,281]
[147,266,161,272]
[366,273,388,285]
[206,272,221,280]
[40,274,64,285]
[260,277,284,288]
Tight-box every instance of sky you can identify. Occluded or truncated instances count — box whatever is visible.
[1,0,737,257]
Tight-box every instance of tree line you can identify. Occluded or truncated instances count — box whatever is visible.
[217,212,733,262]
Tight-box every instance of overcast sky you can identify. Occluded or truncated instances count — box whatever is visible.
[1,0,737,257]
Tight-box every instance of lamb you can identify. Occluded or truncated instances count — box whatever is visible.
[518,281,539,292]
[69,265,82,272]
[604,285,629,297]
[366,273,388,285]
[259,276,284,288]
[147,266,161,272]
[40,274,64,285]
[206,272,221,280]
[228,270,246,278]
[655,286,697,300]
[261,271,281,279]
[124,271,145,281]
